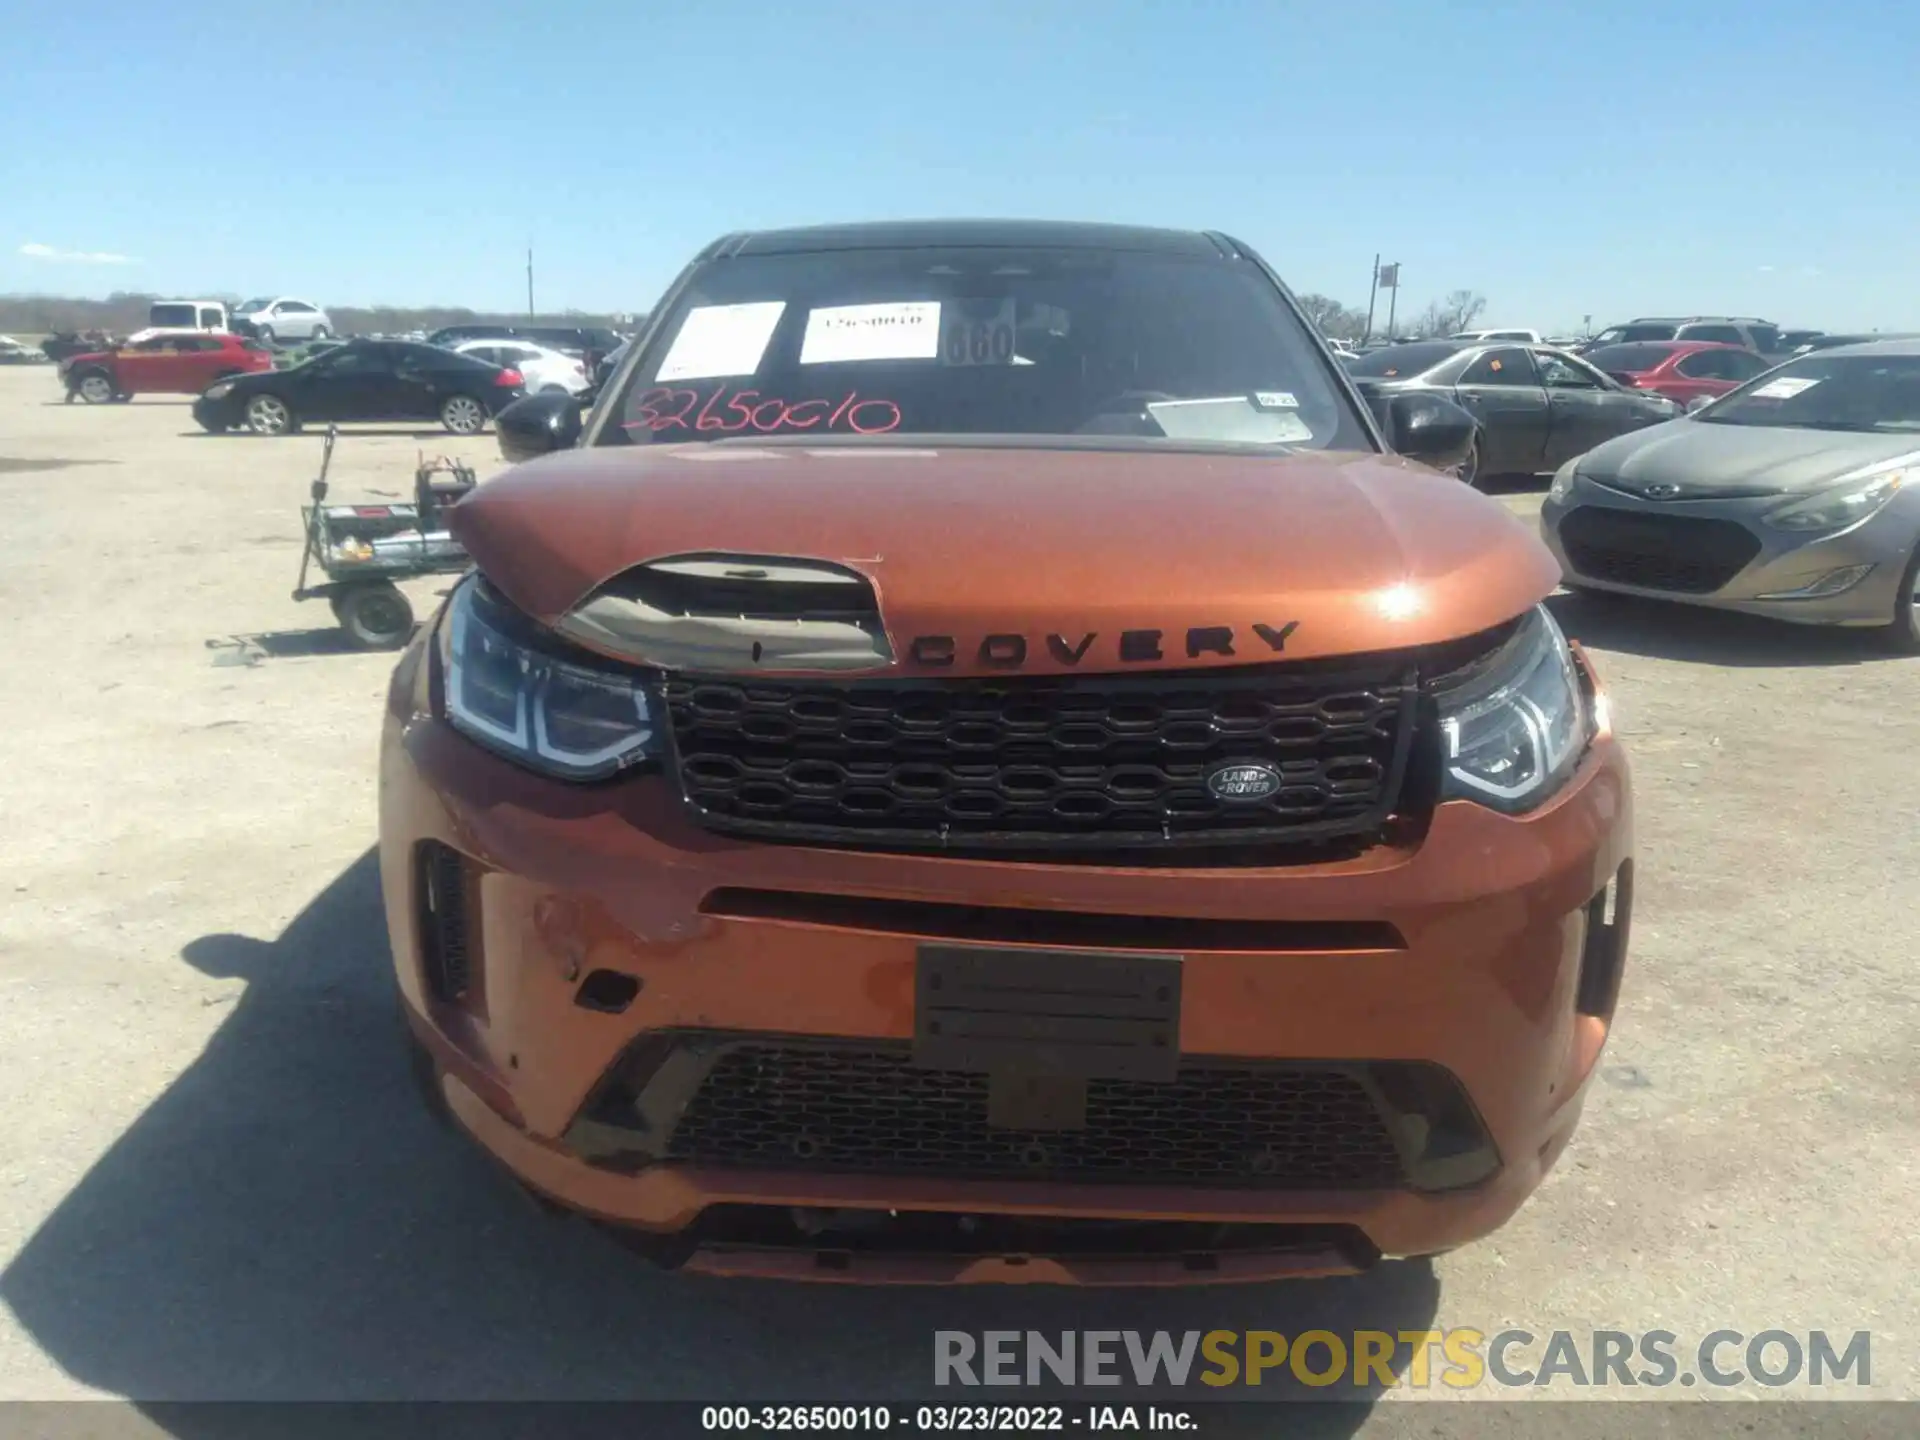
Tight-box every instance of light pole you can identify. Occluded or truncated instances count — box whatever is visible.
[1364,252,1381,344]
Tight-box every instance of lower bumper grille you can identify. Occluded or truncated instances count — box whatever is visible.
[1559,505,1761,594]
[567,1033,1500,1193]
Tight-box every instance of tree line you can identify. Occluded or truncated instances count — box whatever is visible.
[1294,289,1490,343]
[0,291,639,339]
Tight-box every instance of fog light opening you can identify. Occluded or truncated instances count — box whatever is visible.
[1756,564,1875,600]
[1366,1063,1502,1193]
[1576,861,1633,1021]
[415,841,477,1005]
[574,969,642,1014]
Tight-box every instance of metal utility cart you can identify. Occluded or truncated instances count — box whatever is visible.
[293,425,478,649]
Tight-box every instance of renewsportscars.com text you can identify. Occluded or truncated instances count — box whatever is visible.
[933,1329,1871,1390]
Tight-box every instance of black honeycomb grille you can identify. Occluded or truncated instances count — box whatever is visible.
[663,667,1415,851]
[1559,506,1761,594]
[663,1042,1407,1190]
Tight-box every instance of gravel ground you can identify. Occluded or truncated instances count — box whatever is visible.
[0,368,1913,1433]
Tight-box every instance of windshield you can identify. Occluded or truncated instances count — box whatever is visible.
[600,246,1370,452]
[1345,342,1462,378]
[1697,354,1920,432]
[149,304,197,327]
[1587,343,1676,373]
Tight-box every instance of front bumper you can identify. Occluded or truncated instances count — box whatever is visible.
[379,633,1634,1283]
[191,393,242,429]
[1542,478,1914,626]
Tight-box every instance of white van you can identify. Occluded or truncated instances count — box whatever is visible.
[146,300,229,333]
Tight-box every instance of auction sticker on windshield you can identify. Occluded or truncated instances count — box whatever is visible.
[800,302,941,365]
[657,302,786,381]
[1750,376,1822,400]
[1148,397,1312,444]
[942,298,1017,366]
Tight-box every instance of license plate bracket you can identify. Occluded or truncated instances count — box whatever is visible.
[913,942,1183,1083]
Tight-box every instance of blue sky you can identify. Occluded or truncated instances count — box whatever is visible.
[4,0,1913,332]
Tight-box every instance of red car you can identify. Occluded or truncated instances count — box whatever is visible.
[61,332,273,404]
[1584,340,1774,407]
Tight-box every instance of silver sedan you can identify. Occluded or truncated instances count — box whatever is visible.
[1541,339,1920,651]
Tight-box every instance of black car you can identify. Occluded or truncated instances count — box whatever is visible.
[1345,340,1680,486]
[191,338,526,436]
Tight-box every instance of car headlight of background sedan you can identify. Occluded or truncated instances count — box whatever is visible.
[1437,605,1591,814]
[440,578,658,780]
[1764,467,1906,532]
[1548,460,1578,504]
[202,380,236,400]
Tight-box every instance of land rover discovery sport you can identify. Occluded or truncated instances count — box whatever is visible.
[379,220,1634,1284]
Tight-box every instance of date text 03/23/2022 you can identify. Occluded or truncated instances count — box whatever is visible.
[701,1405,1194,1432]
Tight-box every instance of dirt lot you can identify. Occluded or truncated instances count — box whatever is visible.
[0,366,1915,1425]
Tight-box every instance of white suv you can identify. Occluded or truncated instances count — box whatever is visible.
[232,297,332,344]
[452,338,589,395]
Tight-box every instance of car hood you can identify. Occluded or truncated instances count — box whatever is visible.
[451,439,1560,678]
[1578,419,1920,497]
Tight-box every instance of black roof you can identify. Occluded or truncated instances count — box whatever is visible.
[700,220,1238,261]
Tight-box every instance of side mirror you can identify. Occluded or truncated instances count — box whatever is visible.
[1387,393,1476,469]
[496,390,583,463]
[1685,394,1715,414]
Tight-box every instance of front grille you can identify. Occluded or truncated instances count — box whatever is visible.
[1559,506,1761,594]
[662,1041,1407,1190]
[664,664,1417,852]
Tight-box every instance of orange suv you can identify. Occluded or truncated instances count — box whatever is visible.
[380,221,1633,1284]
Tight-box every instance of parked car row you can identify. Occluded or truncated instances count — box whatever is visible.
[1344,339,1682,486]
[191,338,528,436]
[38,300,566,433]
[1335,316,1908,367]
[1541,338,1920,650]
[1573,315,1787,355]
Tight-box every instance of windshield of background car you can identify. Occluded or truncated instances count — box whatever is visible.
[1343,343,1461,379]
[1595,324,1677,344]
[1698,354,1920,432]
[149,305,196,327]
[601,246,1371,452]
[236,299,270,314]
[1588,344,1677,373]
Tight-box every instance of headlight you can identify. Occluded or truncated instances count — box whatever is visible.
[1437,606,1590,814]
[440,578,659,780]
[203,380,236,400]
[1764,467,1906,532]
[1548,461,1578,504]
